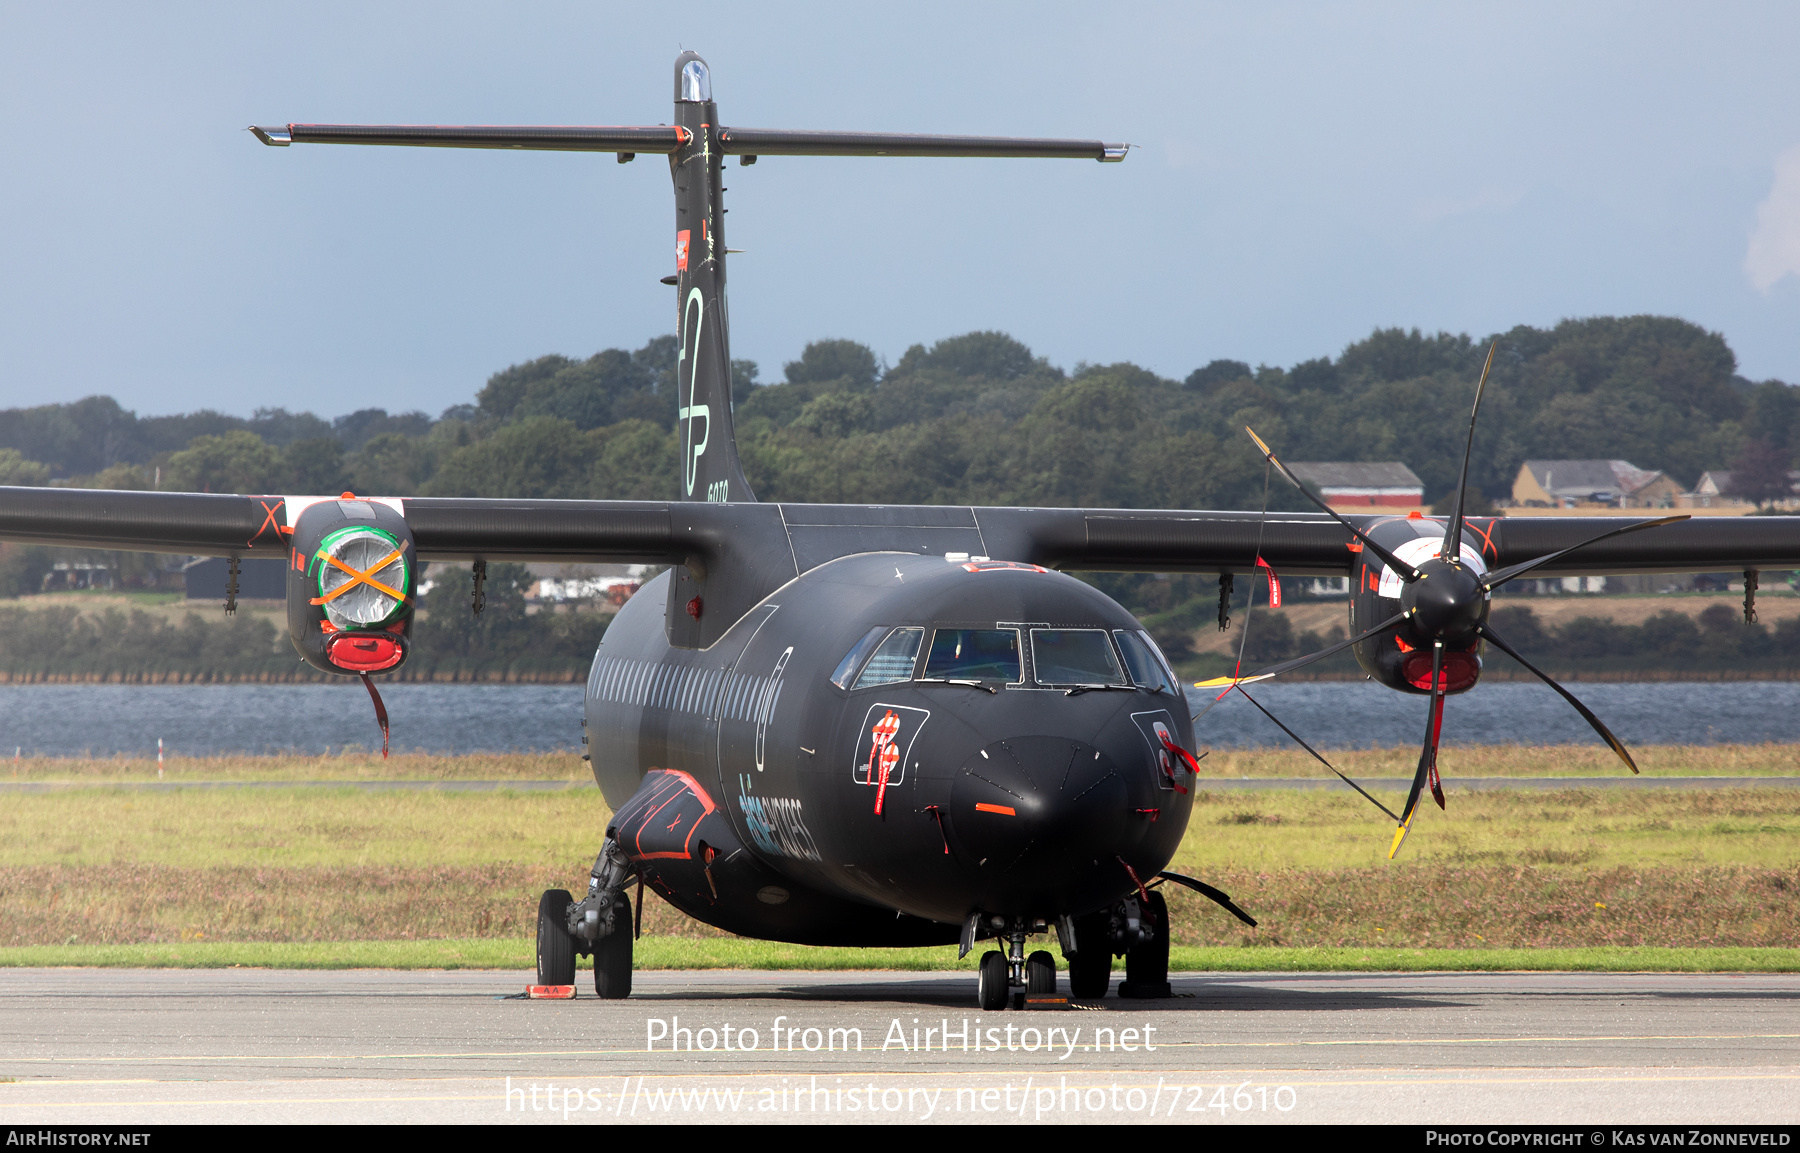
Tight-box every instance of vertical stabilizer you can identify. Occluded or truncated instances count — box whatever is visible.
[253,53,1124,506]
[671,52,755,504]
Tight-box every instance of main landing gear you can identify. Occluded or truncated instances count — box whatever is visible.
[973,891,1173,1007]
[537,836,635,998]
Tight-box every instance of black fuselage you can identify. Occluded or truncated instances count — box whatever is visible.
[585,552,1194,946]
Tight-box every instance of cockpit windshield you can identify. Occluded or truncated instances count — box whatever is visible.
[923,628,1021,683]
[1030,629,1127,686]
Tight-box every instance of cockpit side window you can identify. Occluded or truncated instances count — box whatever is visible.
[1115,629,1174,693]
[1031,629,1127,686]
[851,627,924,689]
[1138,630,1181,690]
[830,625,889,690]
[922,628,1022,683]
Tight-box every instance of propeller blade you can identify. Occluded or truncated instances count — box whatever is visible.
[1480,515,1690,592]
[1234,686,1400,821]
[1441,342,1497,563]
[1156,870,1258,927]
[1241,609,1409,681]
[1388,643,1446,860]
[1244,427,1424,582]
[1476,622,1639,774]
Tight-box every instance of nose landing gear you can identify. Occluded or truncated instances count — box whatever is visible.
[970,915,1059,1009]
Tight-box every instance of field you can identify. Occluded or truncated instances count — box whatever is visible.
[1,751,1796,965]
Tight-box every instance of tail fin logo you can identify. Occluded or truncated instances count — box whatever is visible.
[677,286,710,497]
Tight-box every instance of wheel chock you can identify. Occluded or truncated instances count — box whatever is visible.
[1116,981,1172,1000]
[526,984,577,999]
[1015,993,1071,1010]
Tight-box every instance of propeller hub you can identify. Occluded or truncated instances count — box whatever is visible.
[1401,557,1488,643]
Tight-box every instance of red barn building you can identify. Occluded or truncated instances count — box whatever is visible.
[1287,461,1426,515]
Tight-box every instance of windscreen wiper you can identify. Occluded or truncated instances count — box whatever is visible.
[918,678,1000,694]
[1063,683,1137,696]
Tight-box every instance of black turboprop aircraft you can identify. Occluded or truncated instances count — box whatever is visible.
[6,53,1799,1008]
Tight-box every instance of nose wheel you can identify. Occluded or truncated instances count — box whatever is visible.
[977,950,1010,1010]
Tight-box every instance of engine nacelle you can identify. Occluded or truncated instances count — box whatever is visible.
[285,496,415,676]
[1348,514,1492,696]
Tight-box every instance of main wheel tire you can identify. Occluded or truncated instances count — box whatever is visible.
[1064,910,1113,999]
[1025,950,1056,995]
[1067,950,1111,1000]
[1120,890,1171,999]
[536,889,576,987]
[593,892,633,1000]
[977,950,1009,1010]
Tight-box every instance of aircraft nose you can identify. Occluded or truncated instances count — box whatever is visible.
[949,735,1142,910]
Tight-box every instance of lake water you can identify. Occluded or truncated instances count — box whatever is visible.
[0,681,1795,758]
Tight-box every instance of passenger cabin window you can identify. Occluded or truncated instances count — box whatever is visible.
[851,627,923,689]
[830,626,889,690]
[1030,629,1127,686]
[923,628,1021,683]
[1115,630,1174,693]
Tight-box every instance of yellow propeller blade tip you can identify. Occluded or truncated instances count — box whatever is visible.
[1387,819,1413,860]
[1244,427,1273,457]
[1192,673,1275,689]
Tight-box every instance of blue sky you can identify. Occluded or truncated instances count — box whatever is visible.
[3,2,1798,419]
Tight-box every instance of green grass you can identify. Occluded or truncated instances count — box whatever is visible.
[5,757,1798,959]
[1173,786,1800,870]
[7,775,1798,874]
[7,744,1795,784]
[0,786,610,868]
[2,937,1796,974]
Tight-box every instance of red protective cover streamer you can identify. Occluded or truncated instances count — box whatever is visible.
[1256,556,1281,608]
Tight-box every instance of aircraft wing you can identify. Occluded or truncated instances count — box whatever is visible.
[0,488,681,563]
[5,488,1797,578]
[981,506,1800,578]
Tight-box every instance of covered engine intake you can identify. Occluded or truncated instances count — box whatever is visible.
[286,496,415,676]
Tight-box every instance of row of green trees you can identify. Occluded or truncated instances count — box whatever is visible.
[2,315,1793,512]
[2,313,1796,677]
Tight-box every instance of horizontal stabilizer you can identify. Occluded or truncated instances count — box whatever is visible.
[718,127,1126,160]
[252,124,689,152]
[250,124,1126,161]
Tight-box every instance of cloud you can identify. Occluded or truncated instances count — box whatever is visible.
[1746,145,1800,293]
